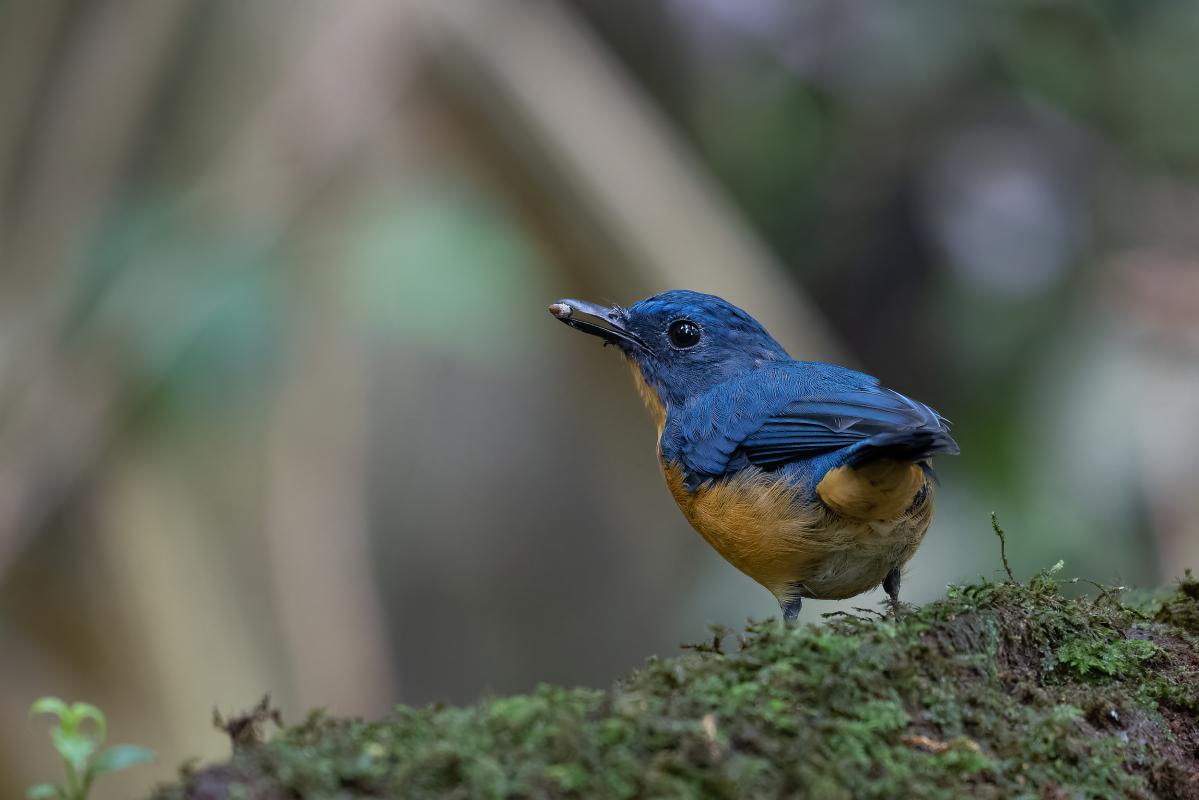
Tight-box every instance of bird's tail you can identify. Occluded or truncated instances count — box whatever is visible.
[843,428,960,468]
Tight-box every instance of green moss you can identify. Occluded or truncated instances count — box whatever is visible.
[1156,569,1199,633]
[1056,636,1159,679]
[150,570,1199,800]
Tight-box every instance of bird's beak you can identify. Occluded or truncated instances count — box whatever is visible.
[548,299,646,349]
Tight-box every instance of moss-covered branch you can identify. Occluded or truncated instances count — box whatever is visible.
[150,570,1198,799]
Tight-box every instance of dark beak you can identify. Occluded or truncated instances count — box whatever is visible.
[548,299,646,349]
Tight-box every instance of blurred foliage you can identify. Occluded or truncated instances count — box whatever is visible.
[347,187,546,360]
[74,197,281,425]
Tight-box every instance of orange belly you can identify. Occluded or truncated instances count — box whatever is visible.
[663,462,934,601]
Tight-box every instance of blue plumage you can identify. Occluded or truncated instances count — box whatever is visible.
[549,290,959,619]
[661,361,956,490]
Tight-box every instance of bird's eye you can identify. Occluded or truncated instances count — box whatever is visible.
[668,319,702,349]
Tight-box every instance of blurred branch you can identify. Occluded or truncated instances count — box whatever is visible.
[0,5,419,790]
[0,352,124,576]
[184,1,415,226]
[91,0,413,725]
[266,297,396,714]
[0,0,71,228]
[0,0,190,364]
[0,0,415,582]
[408,0,846,361]
[0,0,192,579]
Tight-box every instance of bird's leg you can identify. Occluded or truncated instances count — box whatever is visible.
[780,597,802,626]
[883,567,902,616]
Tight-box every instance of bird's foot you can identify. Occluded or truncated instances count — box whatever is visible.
[781,596,802,627]
[883,567,903,618]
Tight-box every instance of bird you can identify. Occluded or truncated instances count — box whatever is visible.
[548,290,958,621]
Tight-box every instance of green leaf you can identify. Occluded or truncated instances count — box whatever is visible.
[29,698,68,721]
[51,729,96,775]
[63,703,106,742]
[26,784,60,800]
[89,745,154,777]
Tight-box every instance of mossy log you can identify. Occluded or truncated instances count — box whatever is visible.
[150,570,1199,799]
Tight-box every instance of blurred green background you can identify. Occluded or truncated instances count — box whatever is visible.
[2,1,1197,796]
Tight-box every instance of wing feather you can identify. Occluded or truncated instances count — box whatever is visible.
[663,362,958,481]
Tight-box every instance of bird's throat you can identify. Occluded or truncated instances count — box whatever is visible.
[628,361,668,442]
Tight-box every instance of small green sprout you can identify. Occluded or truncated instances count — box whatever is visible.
[28,697,154,800]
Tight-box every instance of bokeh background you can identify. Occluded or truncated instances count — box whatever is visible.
[2,1,1198,796]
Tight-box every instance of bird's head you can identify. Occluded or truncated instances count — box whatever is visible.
[549,290,789,408]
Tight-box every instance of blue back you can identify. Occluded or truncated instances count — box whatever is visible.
[615,292,958,494]
[660,361,955,493]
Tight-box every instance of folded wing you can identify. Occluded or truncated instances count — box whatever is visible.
[741,385,959,468]
[665,363,959,483]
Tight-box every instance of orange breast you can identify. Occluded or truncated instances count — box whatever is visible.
[663,463,831,597]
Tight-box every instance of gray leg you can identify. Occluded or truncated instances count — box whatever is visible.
[781,596,802,624]
[883,567,902,612]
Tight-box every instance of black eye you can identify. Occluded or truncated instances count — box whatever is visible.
[668,319,701,349]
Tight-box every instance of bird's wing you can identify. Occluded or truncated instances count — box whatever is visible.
[668,363,957,480]
[740,386,953,466]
